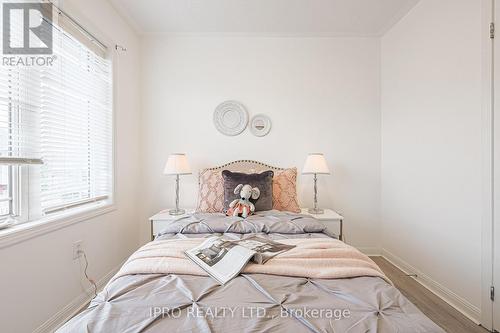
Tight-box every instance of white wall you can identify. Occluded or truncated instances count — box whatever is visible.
[0,0,486,330]
[381,0,483,319]
[0,1,141,332]
[140,36,381,250]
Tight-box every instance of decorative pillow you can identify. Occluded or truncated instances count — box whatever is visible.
[272,168,301,213]
[196,169,224,213]
[222,170,274,212]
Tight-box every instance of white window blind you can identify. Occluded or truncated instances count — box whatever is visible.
[0,4,113,216]
[0,6,41,219]
[40,14,113,212]
[0,11,41,161]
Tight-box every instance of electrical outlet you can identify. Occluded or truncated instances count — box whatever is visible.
[73,240,84,260]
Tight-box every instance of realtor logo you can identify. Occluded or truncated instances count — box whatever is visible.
[3,2,53,54]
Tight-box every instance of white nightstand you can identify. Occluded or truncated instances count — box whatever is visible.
[300,208,345,241]
[149,209,194,240]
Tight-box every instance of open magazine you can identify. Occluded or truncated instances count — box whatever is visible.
[184,236,295,284]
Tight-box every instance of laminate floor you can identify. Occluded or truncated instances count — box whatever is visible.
[371,256,490,333]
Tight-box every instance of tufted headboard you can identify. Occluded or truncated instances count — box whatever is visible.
[204,160,285,174]
[197,160,300,214]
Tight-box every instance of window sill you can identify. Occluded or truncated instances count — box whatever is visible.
[0,201,116,249]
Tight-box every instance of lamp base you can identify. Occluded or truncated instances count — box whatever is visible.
[308,208,324,215]
[169,208,186,216]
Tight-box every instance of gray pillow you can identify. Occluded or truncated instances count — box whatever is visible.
[222,170,274,212]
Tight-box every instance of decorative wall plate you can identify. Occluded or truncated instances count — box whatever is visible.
[250,114,271,137]
[213,101,248,136]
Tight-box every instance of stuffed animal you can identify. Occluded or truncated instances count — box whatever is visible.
[226,184,260,218]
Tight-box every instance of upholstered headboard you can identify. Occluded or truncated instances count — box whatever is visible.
[205,160,285,173]
[197,160,300,214]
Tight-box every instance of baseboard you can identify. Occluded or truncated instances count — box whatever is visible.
[33,264,121,333]
[381,248,481,324]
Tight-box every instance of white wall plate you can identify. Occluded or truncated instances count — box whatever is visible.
[213,101,248,136]
[250,114,271,137]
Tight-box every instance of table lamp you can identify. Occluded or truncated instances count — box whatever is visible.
[302,153,330,214]
[163,153,191,215]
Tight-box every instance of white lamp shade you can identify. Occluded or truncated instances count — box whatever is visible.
[163,153,192,175]
[302,153,330,174]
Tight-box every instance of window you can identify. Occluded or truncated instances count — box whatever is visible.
[0,5,113,223]
[0,166,10,216]
[39,18,113,214]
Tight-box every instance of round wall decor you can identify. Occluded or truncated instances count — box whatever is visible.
[250,114,272,137]
[213,101,248,136]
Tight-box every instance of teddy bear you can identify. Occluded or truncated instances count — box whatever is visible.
[226,184,260,218]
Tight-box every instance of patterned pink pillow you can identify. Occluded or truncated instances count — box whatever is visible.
[272,168,301,213]
[196,167,301,213]
[196,169,224,213]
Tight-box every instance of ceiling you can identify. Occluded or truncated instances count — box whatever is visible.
[109,0,420,36]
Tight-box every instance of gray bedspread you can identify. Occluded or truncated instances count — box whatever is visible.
[155,211,336,240]
[58,211,444,333]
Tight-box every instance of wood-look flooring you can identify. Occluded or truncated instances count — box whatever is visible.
[370,256,490,333]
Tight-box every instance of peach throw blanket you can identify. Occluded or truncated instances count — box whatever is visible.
[110,238,390,284]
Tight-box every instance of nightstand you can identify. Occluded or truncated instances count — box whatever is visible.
[300,208,345,241]
[149,209,194,240]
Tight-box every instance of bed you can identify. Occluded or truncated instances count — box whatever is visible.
[58,161,444,333]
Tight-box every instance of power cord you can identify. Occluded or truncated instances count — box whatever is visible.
[79,249,98,298]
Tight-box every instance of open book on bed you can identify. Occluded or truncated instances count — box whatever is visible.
[184,236,295,284]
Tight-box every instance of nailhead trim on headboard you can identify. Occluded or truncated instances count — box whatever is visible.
[205,160,285,172]
[197,160,288,191]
